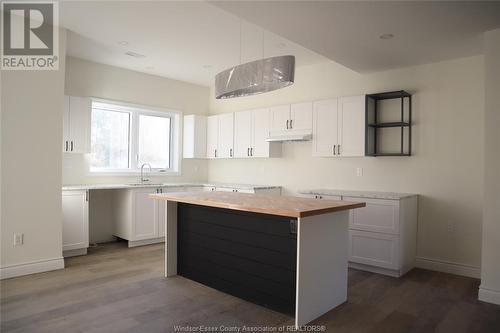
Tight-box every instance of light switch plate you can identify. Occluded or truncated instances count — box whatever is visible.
[356,167,363,177]
[13,233,24,246]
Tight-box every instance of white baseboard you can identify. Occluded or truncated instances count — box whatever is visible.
[0,257,64,280]
[415,256,480,278]
[478,287,500,305]
[128,237,164,248]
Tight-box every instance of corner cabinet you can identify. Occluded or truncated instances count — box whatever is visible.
[234,108,281,158]
[62,190,89,257]
[113,187,167,247]
[312,95,365,157]
[183,115,207,158]
[63,96,91,154]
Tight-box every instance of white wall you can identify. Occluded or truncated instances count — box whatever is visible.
[63,57,210,185]
[1,31,67,277]
[479,29,500,305]
[208,56,485,276]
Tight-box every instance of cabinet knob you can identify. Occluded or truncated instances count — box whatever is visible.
[333,146,336,155]
[230,148,233,157]
[70,141,74,152]
[290,119,293,129]
[286,119,289,129]
[250,147,253,156]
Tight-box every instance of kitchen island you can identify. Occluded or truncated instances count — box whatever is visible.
[150,191,365,327]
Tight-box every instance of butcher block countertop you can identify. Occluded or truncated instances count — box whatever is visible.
[150,191,365,218]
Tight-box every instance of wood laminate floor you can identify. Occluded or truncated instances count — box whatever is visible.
[1,242,499,333]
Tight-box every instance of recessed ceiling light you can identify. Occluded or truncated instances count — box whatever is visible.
[276,42,287,49]
[118,40,129,46]
[125,51,146,58]
[379,33,394,40]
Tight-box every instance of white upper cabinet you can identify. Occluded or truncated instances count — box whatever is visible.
[205,113,234,159]
[290,102,313,132]
[252,108,276,157]
[338,95,365,157]
[206,115,218,158]
[312,95,365,157]
[313,99,339,157]
[233,108,280,158]
[183,115,207,159]
[269,105,290,133]
[234,110,253,158]
[217,113,234,158]
[63,96,91,154]
[270,103,312,136]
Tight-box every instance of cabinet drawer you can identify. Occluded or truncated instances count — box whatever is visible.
[349,230,399,270]
[344,196,400,234]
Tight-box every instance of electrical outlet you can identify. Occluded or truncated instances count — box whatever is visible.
[13,233,24,246]
[356,167,363,177]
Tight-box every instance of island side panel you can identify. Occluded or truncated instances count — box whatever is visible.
[295,211,349,327]
[176,203,297,315]
[165,200,178,277]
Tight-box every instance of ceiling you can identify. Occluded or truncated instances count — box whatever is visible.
[61,1,500,87]
[211,0,500,73]
[60,1,327,87]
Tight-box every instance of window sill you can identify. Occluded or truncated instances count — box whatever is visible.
[87,170,181,177]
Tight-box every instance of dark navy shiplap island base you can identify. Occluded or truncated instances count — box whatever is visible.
[149,191,365,328]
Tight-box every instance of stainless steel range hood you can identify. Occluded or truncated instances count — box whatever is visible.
[266,133,312,142]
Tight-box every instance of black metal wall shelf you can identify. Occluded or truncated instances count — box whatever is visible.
[365,90,412,157]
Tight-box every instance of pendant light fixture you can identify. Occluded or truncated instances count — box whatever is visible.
[215,22,295,99]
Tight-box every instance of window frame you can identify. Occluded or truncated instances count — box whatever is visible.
[88,98,182,176]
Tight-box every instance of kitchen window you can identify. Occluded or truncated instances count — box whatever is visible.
[90,100,180,174]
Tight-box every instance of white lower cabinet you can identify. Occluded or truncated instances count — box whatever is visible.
[205,186,281,195]
[62,190,89,257]
[307,193,417,277]
[349,230,399,270]
[114,187,166,247]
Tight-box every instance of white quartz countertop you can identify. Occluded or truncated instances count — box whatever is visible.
[62,182,281,191]
[299,189,417,200]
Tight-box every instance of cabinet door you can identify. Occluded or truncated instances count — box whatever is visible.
[68,96,91,153]
[312,99,339,157]
[206,115,218,158]
[62,190,89,251]
[251,108,271,157]
[233,110,252,158]
[344,196,400,234]
[183,115,207,159]
[269,105,290,133]
[132,188,158,240]
[339,95,365,157]
[62,96,70,152]
[290,102,312,131]
[217,113,234,158]
[349,230,399,270]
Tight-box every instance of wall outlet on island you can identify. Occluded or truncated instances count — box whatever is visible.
[13,233,24,246]
[447,221,455,233]
[356,167,363,177]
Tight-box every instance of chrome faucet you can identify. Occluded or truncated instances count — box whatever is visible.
[140,163,152,183]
